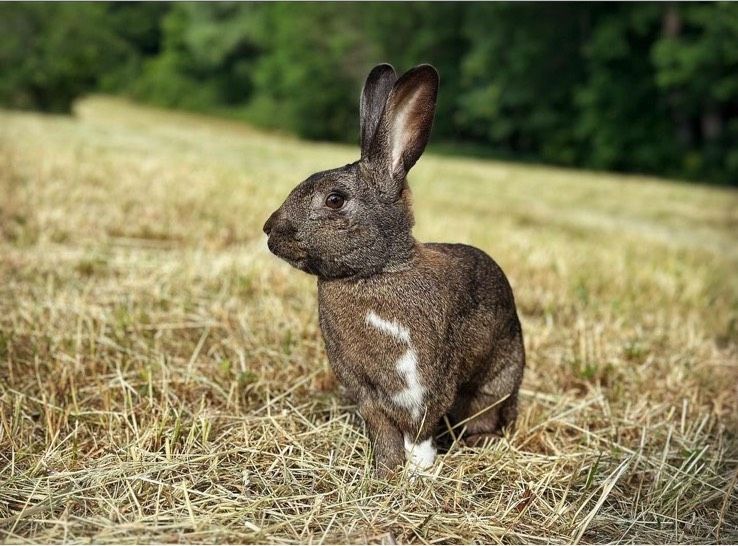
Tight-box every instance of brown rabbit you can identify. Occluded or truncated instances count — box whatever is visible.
[263,64,525,476]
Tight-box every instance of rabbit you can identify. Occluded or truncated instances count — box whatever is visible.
[263,63,525,477]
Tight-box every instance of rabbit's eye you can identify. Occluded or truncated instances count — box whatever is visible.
[325,193,345,210]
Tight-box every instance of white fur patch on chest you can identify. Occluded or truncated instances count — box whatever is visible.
[365,310,426,420]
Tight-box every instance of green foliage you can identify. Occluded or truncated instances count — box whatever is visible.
[0,3,130,112]
[243,3,472,141]
[245,4,366,140]
[131,3,262,111]
[651,4,738,181]
[1,2,737,184]
[575,5,678,173]
[458,4,594,164]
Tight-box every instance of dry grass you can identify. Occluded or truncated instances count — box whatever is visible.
[1,96,737,544]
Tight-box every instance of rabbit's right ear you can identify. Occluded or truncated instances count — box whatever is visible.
[360,64,397,158]
[365,64,439,197]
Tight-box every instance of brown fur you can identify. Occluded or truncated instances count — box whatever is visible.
[263,64,525,476]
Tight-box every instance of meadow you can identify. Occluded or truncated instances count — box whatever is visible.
[0,97,736,544]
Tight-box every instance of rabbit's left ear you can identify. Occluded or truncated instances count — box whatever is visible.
[367,64,439,195]
[360,64,397,158]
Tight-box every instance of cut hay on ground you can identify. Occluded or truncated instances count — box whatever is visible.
[1,97,737,543]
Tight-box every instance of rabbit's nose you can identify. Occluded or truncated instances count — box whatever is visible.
[263,211,278,235]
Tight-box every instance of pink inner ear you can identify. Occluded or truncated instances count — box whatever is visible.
[389,90,421,175]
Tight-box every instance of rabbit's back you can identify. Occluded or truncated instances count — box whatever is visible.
[424,242,523,386]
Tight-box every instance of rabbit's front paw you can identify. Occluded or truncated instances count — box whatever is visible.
[404,435,436,472]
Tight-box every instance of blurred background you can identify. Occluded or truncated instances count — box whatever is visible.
[1,1,737,186]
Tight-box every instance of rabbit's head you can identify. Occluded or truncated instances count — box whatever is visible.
[263,64,438,279]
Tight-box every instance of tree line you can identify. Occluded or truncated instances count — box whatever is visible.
[1,2,736,185]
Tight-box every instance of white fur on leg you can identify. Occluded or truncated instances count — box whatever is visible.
[403,434,436,472]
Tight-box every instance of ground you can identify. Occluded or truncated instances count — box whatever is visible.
[0,97,737,544]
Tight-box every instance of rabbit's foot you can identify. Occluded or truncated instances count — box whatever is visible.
[403,435,436,472]
[459,432,502,448]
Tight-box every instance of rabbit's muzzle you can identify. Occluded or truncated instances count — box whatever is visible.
[262,209,281,238]
[263,210,310,266]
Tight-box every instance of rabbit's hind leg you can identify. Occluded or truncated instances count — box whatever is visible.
[457,391,518,447]
[456,342,524,447]
[434,386,504,449]
[454,389,506,447]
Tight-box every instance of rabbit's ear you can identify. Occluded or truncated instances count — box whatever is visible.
[367,64,438,193]
[360,64,397,158]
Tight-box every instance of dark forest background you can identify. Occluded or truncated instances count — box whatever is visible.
[1,2,737,185]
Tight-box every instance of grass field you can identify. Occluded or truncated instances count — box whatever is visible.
[1,97,737,544]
